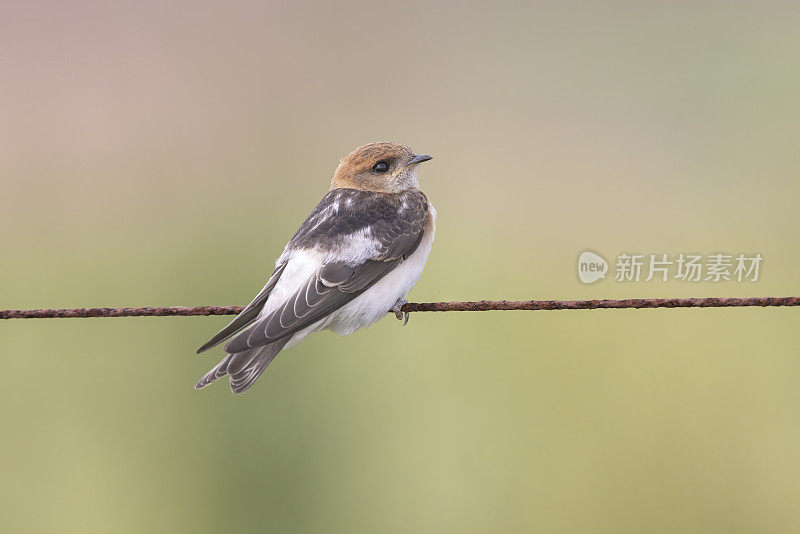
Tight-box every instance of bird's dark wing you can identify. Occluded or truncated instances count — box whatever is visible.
[224,249,414,353]
[224,189,429,354]
[196,262,287,353]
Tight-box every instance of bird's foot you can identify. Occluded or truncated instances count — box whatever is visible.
[390,299,410,326]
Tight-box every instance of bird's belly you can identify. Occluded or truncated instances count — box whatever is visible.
[328,204,436,336]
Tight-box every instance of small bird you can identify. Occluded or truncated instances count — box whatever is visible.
[195,142,436,393]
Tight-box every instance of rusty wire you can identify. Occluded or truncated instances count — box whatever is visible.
[1,297,798,320]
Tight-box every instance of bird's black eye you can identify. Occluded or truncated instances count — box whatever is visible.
[372,161,390,173]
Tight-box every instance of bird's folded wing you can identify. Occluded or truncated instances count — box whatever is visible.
[224,230,424,354]
[196,262,287,353]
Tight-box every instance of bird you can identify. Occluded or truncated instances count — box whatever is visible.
[195,142,436,393]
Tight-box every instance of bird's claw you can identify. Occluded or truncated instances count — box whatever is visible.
[390,299,410,326]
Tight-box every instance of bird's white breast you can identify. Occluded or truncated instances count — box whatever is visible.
[328,202,436,335]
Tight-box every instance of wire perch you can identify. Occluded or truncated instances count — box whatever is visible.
[1,297,798,319]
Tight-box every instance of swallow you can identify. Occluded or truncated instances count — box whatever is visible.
[195,142,436,393]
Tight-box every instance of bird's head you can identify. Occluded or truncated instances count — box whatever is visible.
[331,142,432,193]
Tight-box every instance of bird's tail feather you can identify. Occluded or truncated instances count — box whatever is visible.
[194,338,290,394]
[194,354,232,390]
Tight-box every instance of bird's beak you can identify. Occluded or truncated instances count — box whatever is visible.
[406,154,433,167]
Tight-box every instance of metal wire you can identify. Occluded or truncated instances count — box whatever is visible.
[1,297,798,319]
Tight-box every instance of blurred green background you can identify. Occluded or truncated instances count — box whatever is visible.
[1,1,799,532]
